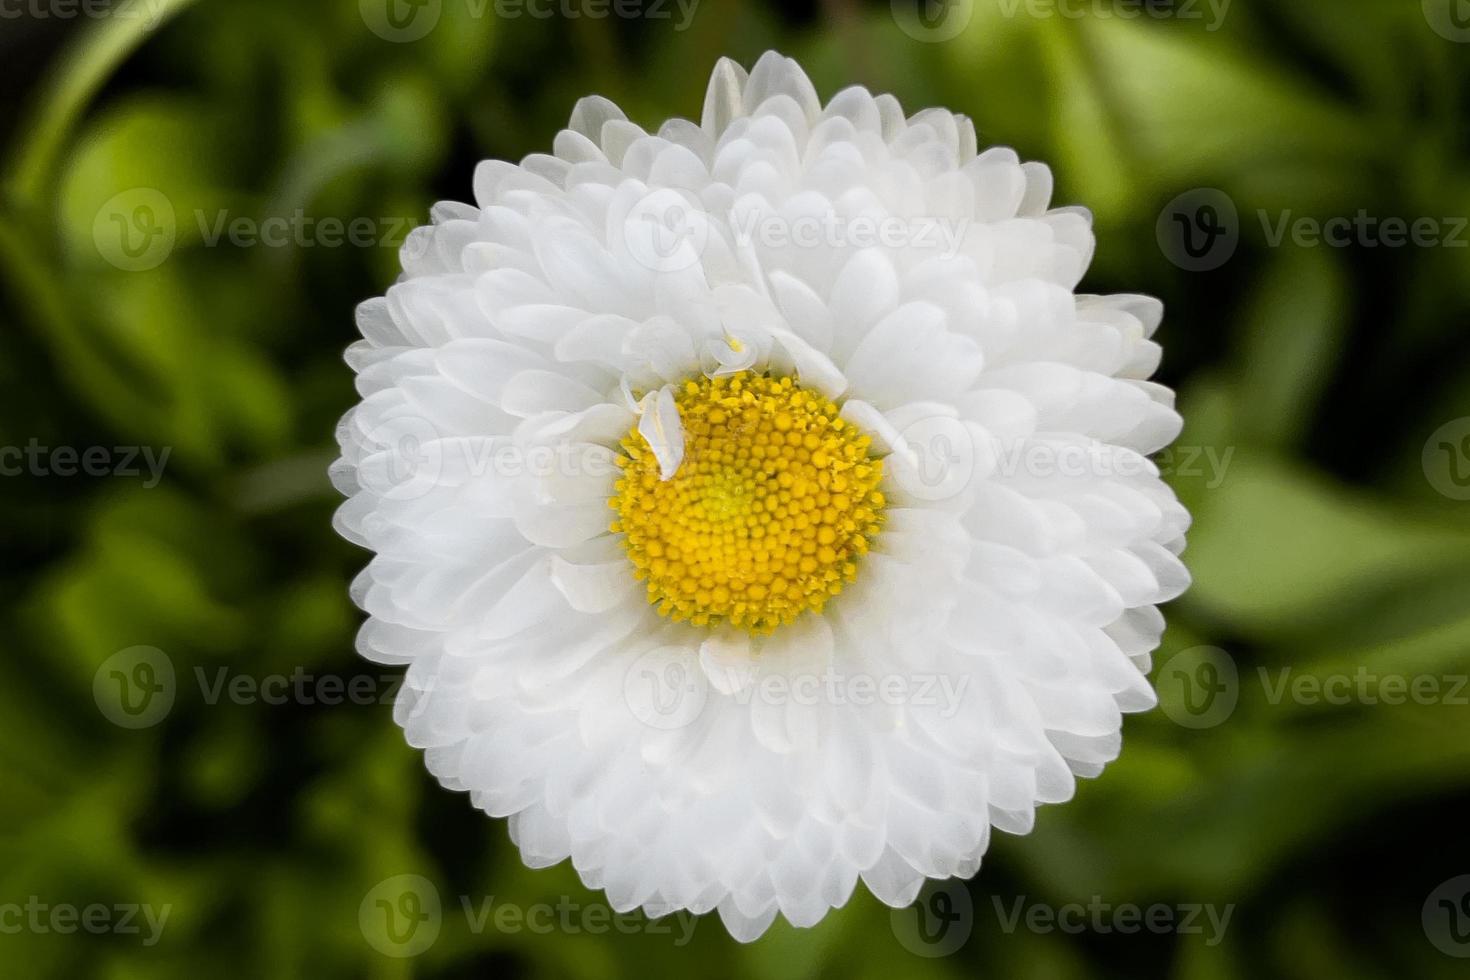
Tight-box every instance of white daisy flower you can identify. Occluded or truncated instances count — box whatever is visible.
[332,52,1190,942]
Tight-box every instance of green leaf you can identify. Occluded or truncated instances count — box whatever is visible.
[1233,246,1349,449]
[3,0,201,204]
[1185,455,1470,634]
[58,96,236,267]
[1080,16,1380,195]
[1036,23,1137,222]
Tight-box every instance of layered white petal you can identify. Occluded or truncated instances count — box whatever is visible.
[333,52,1190,942]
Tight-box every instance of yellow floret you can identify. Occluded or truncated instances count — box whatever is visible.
[611,372,886,635]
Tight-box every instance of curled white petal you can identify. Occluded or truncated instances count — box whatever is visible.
[636,385,685,481]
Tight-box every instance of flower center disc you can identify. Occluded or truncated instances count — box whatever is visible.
[611,373,886,635]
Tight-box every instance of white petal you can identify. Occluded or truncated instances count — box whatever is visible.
[637,385,685,480]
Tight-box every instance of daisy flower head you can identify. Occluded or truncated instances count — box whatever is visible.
[332,52,1191,941]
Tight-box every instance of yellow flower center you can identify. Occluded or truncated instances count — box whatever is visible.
[610,372,886,635]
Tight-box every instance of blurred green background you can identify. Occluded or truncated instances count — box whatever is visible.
[3,0,1470,976]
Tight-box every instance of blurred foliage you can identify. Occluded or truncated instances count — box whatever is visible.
[2,0,1469,977]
